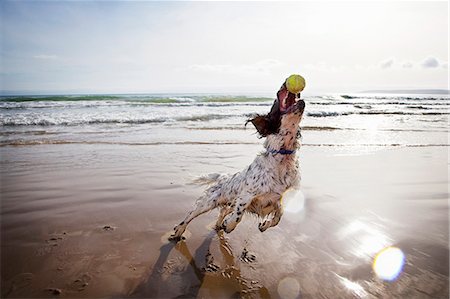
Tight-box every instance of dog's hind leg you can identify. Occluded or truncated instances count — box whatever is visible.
[215,207,232,230]
[170,195,218,241]
[222,192,253,234]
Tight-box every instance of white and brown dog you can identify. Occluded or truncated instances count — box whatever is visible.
[170,82,305,241]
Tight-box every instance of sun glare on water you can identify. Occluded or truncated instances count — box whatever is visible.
[336,274,368,297]
[339,220,391,258]
[373,247,405,281]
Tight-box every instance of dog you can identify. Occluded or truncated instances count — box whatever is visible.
[169,82,305,241]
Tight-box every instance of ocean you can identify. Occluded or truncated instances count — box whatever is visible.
[1,93,448,152]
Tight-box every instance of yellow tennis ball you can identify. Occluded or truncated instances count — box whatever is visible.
[286,74,305,94]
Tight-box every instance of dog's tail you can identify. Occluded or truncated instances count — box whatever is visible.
[192,173,223,185]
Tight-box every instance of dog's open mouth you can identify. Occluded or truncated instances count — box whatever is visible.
[280,94,295,112]
[277,84,304,114]
[279,92,304,114]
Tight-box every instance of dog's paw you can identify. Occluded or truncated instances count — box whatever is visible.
[223,226,234,234]
[221,213,239,233]
[222,221,237,234]
[170,223,187,241]
[168,234,185,242]
[220,220,228,232]
[258,221,271,232]
[215,223,224,231]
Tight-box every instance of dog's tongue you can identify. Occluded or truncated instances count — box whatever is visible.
[280,93,296,113]
[277,83,297,113]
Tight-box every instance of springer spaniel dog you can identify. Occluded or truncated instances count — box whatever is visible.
[169,82,305,241]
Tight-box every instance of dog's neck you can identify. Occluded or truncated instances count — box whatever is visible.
[263,113,301,155]
[264,131,299,153]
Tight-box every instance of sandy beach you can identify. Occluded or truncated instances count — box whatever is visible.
[1,134,448,298]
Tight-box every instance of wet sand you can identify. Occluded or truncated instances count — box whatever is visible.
[1,142,448,298]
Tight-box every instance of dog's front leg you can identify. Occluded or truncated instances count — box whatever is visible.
[259,203,283,232]
[221,192,253,234]
[216,207,232,230]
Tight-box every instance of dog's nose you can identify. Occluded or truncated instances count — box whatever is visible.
[297,100,305,111]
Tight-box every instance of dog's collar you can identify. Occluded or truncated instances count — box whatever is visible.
[267,148,296,155]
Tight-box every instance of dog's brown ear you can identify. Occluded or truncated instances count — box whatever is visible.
[246,99,282,137]
[247,115,270,137]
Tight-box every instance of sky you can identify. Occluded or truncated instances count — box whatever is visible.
[0,1,448,94]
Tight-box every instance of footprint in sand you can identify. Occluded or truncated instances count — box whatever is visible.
[2,273,33,297]
[70,273,92,292]
[102,225,116,231]
[36,233,66,256]
[46,236,64,246]
[45,288,62,295]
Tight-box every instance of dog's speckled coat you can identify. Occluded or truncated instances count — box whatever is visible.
[170,100,305,240]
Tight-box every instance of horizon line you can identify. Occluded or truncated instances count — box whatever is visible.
[1,88,449,97]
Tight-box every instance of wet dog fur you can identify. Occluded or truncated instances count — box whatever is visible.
[169,90,305,241]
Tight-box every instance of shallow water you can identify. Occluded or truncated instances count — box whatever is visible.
[1,93,448,156]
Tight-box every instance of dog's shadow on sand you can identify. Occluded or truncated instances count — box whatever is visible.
[129,230,270,298]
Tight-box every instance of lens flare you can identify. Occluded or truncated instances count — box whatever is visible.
[373,247,405,281]
[282,189,305,213]
[277,277,300,299]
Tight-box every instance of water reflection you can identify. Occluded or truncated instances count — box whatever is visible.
[339,219,391,258]
[131,230,270,298]
[335,274,367,298]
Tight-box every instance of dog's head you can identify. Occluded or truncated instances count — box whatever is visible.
[248,82,305,137]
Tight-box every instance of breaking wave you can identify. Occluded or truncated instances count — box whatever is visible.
[306,111,450,117]
[1,93,448,128]
[0,95,273,104]
[0,114,242,126]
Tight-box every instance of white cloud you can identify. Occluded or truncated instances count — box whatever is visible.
[402,62,413,68]
[421,57,440,68]
[378,57,448,70]
[188,59,283,76]
[33,54,59,60]
[380,58,394,69]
